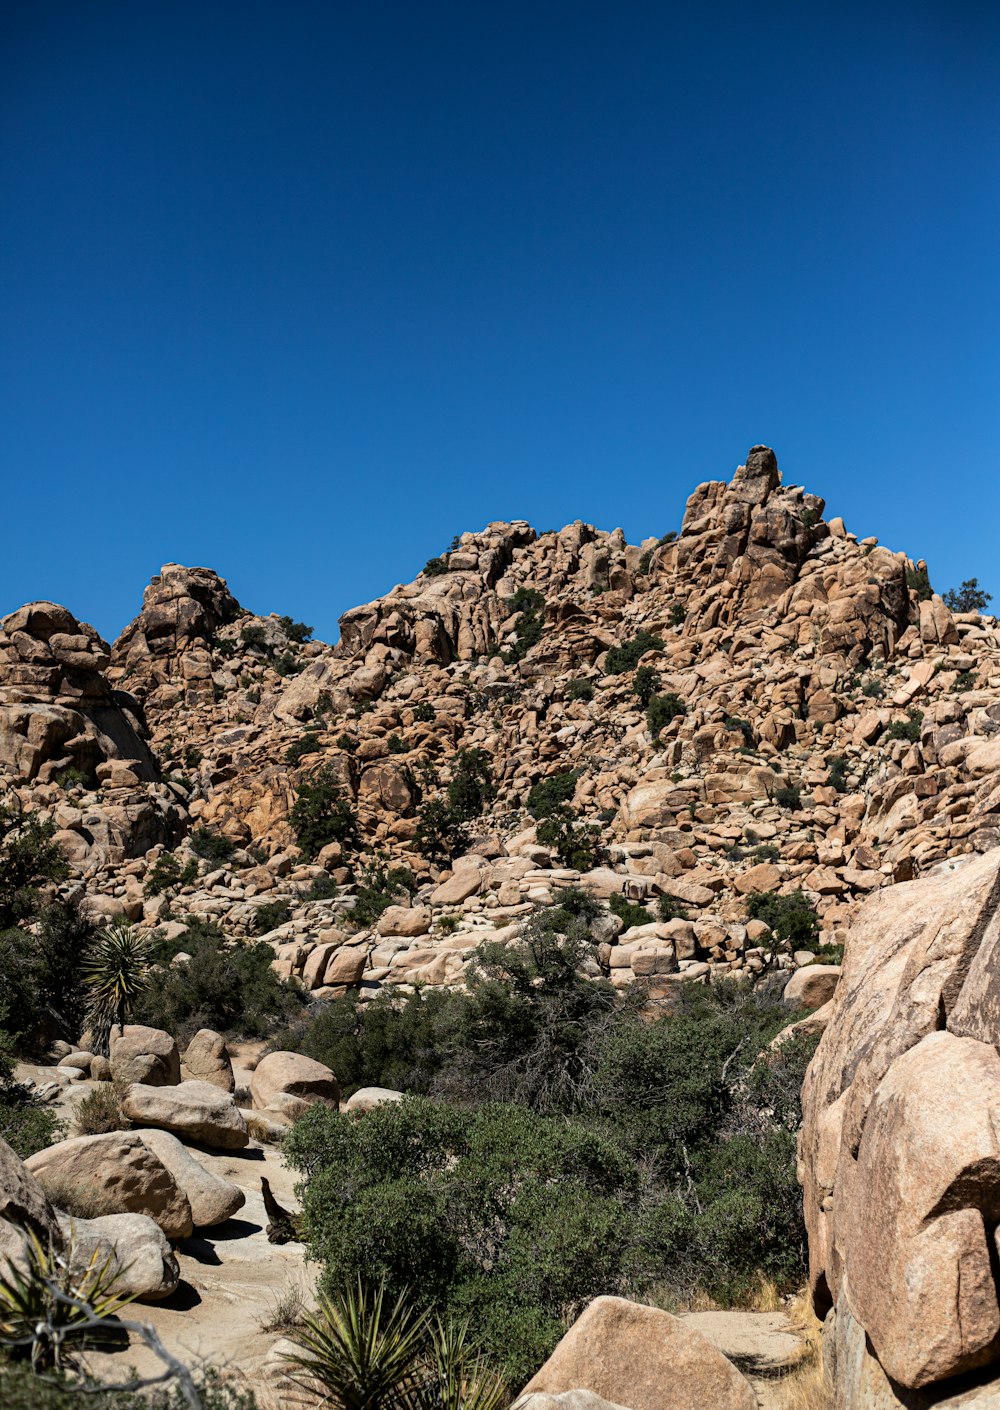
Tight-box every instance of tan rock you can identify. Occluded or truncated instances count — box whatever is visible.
[376,905,431,937]
[521,1296,755,1410]
[182,1029,235,1092]
[0,1132,61,1265]
[137,1129,245,1227]
[783,964,840,1010]
[26,1132,193,1239]
[59,1211,179,1301]
[251,1051,340,1120]
[122,1080,249,1150]
[110,1025,181,1087]
[430,870,482,905]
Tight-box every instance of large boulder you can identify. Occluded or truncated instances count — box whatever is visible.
[343,1087,405,1114]
[122,1080,249,1150]
[520,1296,755,1410]
[181,1028,235,1092]
[59,1211,179,1301]
[26,1132,193,1239]
[110,1025,181,1087]
[137,1129,245,1227]
[0,1133,61,1264]
[783,964,841,1010]
[251,1052,340,1122]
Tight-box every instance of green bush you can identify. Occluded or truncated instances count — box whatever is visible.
[774,783,802,811]
[826,755,848,792]
[746,890,820,950]
[501,588,546,664]
[565,679,594,702]
[632,666,660,708]
[656,895,688,923]
[290,768,359,859]
[240,623,269,650]
[138,920,305,1043]
[943,578,992,613]
[189,829,237,864]
[286,734,322,766]
[144,852,198,896]
[526,770,580,819]
[446,749,494,821]
[646,692,686,738]
[535,807,602,871]
[0,1035,61,1157]
[335,733,357,753]
[668,601,685,628]
[411,701,435,723]
[414,799,466,862]
[350,860,415,929]
[279,615,314,643]
[906,564,933,600]
[609,893,649,930]
[886,709,923,743]
[253,900,292,934]
[423,556,450,577]
[603,631,664,676]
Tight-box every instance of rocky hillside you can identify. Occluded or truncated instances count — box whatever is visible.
[2,444,999,1000]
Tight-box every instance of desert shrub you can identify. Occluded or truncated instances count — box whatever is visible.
[955,670,978,692]
[886,708,923,743]
[609,894,649,930]
[387,734,408,754]
[423,555,450,576]
[350,860,416,928]
[290,768,359,859]
[279,615,313,643]
[752,844,780,863]
[240,623,269,650]
[304,874,340,901]
[253,900,292,934]
[446,748,494,821]
[138,920,304,1043]
[565,679,594,702]
[646,692,686,738]
[860,677,884,698]
[144,852,198,896]
[655,895,688,923]
[637,549,653,575]
[659,531,678,546]
[723,716,754,745]
[826,755,848,792]
[535,807,602,871]
[411,701,435,723]
[414,799,466,862]
[603,631,664,675]
[0,807,68,933]
[774,783,802,811]
[286,733,322,766]
[0,1363,258,1410]
[0,1035,61,1157]
[73,1082,128,1136]
[501,588,546,664]
[526,770,580,819]
[189,829,236,864]
[632,665,660,708]
[274,650,303,678]
[668,602,685,628]
[906,564,933,600]
[746,890,820,950]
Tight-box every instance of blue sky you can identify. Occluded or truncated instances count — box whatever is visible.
[2,1,998,644]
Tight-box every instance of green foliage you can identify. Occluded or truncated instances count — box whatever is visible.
[906,564,933,600]
[774,783,802,811]
[526,770,580,819]
[723,716,754,745]
[565,679,594,702]
[0,808,69,933]
[752,844,780,863]
[609,893,649,930]
[800,506,819,529]
[253,900,292,934]
[535,807,603,871]
[655,894,688,923]
[336,733,358,753]
[423,556,450,577]
[658,531,678,546]
[955,670,978,692]
[83,925,151,1057]
[279,615,314,643]
[414,800,466,863]
[668,601,685,628]
[286,733,323,766]
[501,589,546,664]
[886,708,923,743]
[274,650,304,678]
[446,749,494,822]
[943,578,992,613]
[139,919,304,1043]
[306,873,341,901]
[603,631,664,675]
[73,1082,128,1136]
[637,549,653,575]
[240,623,269,650]
[860,677,884,698]
[351,860,416,928]
[291,768,360,859]
[0,1365,259,1409]
[189,828,237,864]
[632,665,660,708]
[826,755,848,793]
[144,852,198,896]
[746,890,820,950]
[0,1035,61,1157]
[646,692,686,738]
[411,702,435,723]
[388,735,408,755]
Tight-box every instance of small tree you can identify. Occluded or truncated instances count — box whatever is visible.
[944,578,993,613]
[291,768,359,859]
[632,666,661,708]
[83,924,151,1057]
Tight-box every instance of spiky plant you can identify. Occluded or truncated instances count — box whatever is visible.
[0,1232,132,1371]
[284,1279,429,1410]
[413,1317,508,1410]
[83,923,151,1057]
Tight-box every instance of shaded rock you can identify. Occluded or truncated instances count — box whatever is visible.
[784,964,841,1010]
[60,1211,179,1301]
[110,1024,181,1087]
[0,1132,61,1264]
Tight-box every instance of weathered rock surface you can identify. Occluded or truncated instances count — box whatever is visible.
[137,1129,245,1227]
[181,1029,235,1092]
[0,1132,61,1263]
[250,1052,340,1121]
[110,1024,181,1087]
[26,1131,193,1239]
[60,1210,180,1301]
[122,1080,249,1150]
[520,1295,756,1410]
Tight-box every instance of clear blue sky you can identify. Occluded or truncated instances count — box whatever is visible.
[3,1,998,644]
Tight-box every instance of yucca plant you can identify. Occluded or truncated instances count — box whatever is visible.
[413,1317,508,1410]
[284,1279,430,1410]
[0,1232,133,1371]
[83,923,151,1056]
